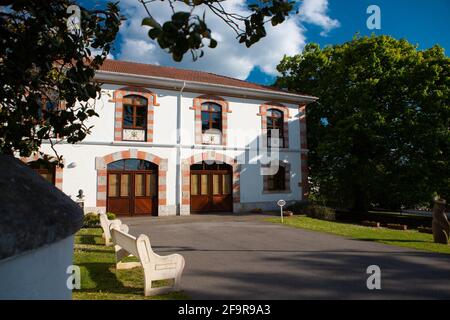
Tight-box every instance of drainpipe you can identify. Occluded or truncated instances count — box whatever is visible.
[175,81,186,215]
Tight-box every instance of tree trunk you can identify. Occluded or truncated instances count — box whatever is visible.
[432,198,449,244]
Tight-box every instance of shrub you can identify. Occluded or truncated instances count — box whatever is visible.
[285,200,311,215]
[106,212,116,220]
[305,205,336,221]
[83,213,100,228]
[285,201,335,221]
[82,212,117,228]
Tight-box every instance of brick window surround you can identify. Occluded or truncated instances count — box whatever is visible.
[21,153,63,190]
[95,149,168,213]
[258,102,290,149]
[191,95,231,145]
[299,103,309,199]
[262,161,291,194]
[181,151,241,213]
[111,87,159,142]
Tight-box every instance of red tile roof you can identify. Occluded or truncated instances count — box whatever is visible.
[98,59,313,97]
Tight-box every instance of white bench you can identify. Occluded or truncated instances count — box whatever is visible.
[99,212,128,246]
[110,226,185,296]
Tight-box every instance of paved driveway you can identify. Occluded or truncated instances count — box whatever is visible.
[122,214,450,299]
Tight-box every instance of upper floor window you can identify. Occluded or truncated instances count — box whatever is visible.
[123,95,147,129]
[267,109,284,148]
[201,102,222,132]
[37,97,58,118]
[122,95,147,141]
[36,91,61,138]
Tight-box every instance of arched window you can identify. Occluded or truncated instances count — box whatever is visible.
[107,159,158,171]
[123,95,147,130]
[29,161,56,185]
[113,88,157,142]
[201,102,222,133]
[267,109,284,148]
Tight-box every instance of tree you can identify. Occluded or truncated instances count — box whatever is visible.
[276,35,450,212]
[139,0,296,61]
[0,0,121,161]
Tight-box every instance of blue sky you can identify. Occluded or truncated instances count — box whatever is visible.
[247,0,450,84]
[80,0,450,85]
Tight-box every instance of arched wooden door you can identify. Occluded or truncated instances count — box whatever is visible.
[190,162,233,213]
[107,159,158,216]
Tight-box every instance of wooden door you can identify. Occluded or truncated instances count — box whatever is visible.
[133,172,158,215]
[107,172,131,215]
[107,159,158,216]
[190,163,232,213]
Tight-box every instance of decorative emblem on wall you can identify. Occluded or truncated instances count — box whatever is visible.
[202,129,222,145]
[123,129,145,141]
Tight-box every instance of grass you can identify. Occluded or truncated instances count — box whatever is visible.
[73,228,189,300]
[266,215,450,255]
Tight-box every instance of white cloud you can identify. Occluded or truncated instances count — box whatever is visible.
[116,0,338,79]
[119,39,157,64]
[298,0,340,36]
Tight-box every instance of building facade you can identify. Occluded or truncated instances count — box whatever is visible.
[32,60,316,216]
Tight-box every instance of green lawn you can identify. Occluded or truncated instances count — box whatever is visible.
[73,228,189,300]
[266,215,450,255]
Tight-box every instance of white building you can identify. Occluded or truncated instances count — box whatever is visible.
[28,60,316,216]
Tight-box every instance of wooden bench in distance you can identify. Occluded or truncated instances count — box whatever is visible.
[110,226,185,296]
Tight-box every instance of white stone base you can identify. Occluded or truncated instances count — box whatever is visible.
[180,205,191,216]
[158,205,177,216]
[0,235,75,299]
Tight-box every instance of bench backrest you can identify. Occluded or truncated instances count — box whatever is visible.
[110,227,140,258]
[99,212,110,231]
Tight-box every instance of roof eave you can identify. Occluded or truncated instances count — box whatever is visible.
[95,70,318,104]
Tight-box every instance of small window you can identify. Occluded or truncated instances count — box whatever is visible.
[146,173,157,197]
[266,165,286,191]
[108,174,119,197]
[222,174,232,195]
[201,102,222,132]
[123,95,147,130]
[191,174,199,195]
[37,91,60,120]
[120,174,130,197]
[267,109,284,148]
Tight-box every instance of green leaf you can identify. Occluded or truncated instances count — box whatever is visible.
[142,17,161,29]
[148,28,161,40]
[209,38,217,49]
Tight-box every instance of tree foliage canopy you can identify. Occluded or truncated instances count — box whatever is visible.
[276,35,450,211]
[0,0,121,161]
